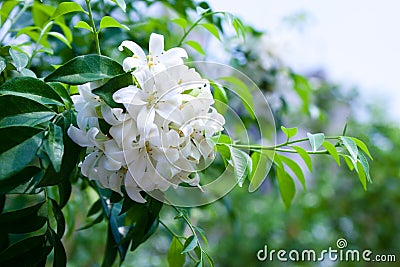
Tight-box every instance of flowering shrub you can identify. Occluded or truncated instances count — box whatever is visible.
[0,1,373,266]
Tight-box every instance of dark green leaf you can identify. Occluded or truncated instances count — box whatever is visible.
[48,82,73,108]
[168,237,185,267]
[281,126,298,140]
[44,123,64,172]
[87,199,102,217]
[0,167,41,194]
[292,146,312,171]
[194,226,208,247]
[58,178,72,208]
[50,228,67,267]
[0,201,46,234]
[0,77,64,105]
[92,72,132,108]
[102,225,118,267]
[50,198,65,239]
[77,213,104,230]
[0,235,51,266]
[276,166,295,210]
[307,133,325,152]
[0,127,43,179]
[45,55,125,85]
[0,95,55,128]
[181,235,198,254]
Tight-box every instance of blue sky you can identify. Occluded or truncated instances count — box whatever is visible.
[208,0,400,122]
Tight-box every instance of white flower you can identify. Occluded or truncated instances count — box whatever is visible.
[119,33,188,73]
[68,33,226,203]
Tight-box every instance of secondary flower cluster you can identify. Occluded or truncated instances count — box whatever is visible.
[68,33,225,202]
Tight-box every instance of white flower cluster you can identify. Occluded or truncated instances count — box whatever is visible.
[68,33,225,203]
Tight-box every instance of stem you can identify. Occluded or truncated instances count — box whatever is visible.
[85,0,101,55]
[221,136,340,151]
[27,21,54,68]
[160,220,198,262]
[0,2,29,44]
[177,11,224,46]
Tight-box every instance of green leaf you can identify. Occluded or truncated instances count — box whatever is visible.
[102,225,118,267]
[0,127,43,179]
[51,2,87,19]
[0,235,50,266]
[55,21,73,43]
[200,23,220,40]
[340,154,357,171]
[358,152,372,183]
[341,136,358,162]
[44,123,64,172]
[276,166,295,210]
[228,146,251,187]
[47,31,72,48]
[220,76,255,119]
[74,21,93,32]
[350,137,373,159]
[292,146,312,171]
[194,226,208,247]
[92,72,132,108]
[0,56,6,73]
[19,68,37,78]
[100,16,129,30]
[281,126,298,140]
[111,0,127,12]
[0,201,46,234]
[49,228,67,267]
[171,18,187,29]
[212,82,228,115]
[322,141,340,166]
[45,55,125,85]
[0,167,41,194]
[185,40,206,55]
[167,237,185,267]
[307,133,325,152]
[0,95,55,128]
[277,154,306,190]
[248,151,271,192]
[181,235,198,254]
[291,73,312,114]
[9,49,28,71]
[356,161,367,190]
[50,199,65,239]
[0,77,64,105]
[48,82,73,108]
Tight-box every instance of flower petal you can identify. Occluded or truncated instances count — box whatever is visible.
[149,33,164,55]
[119,40,146,62]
